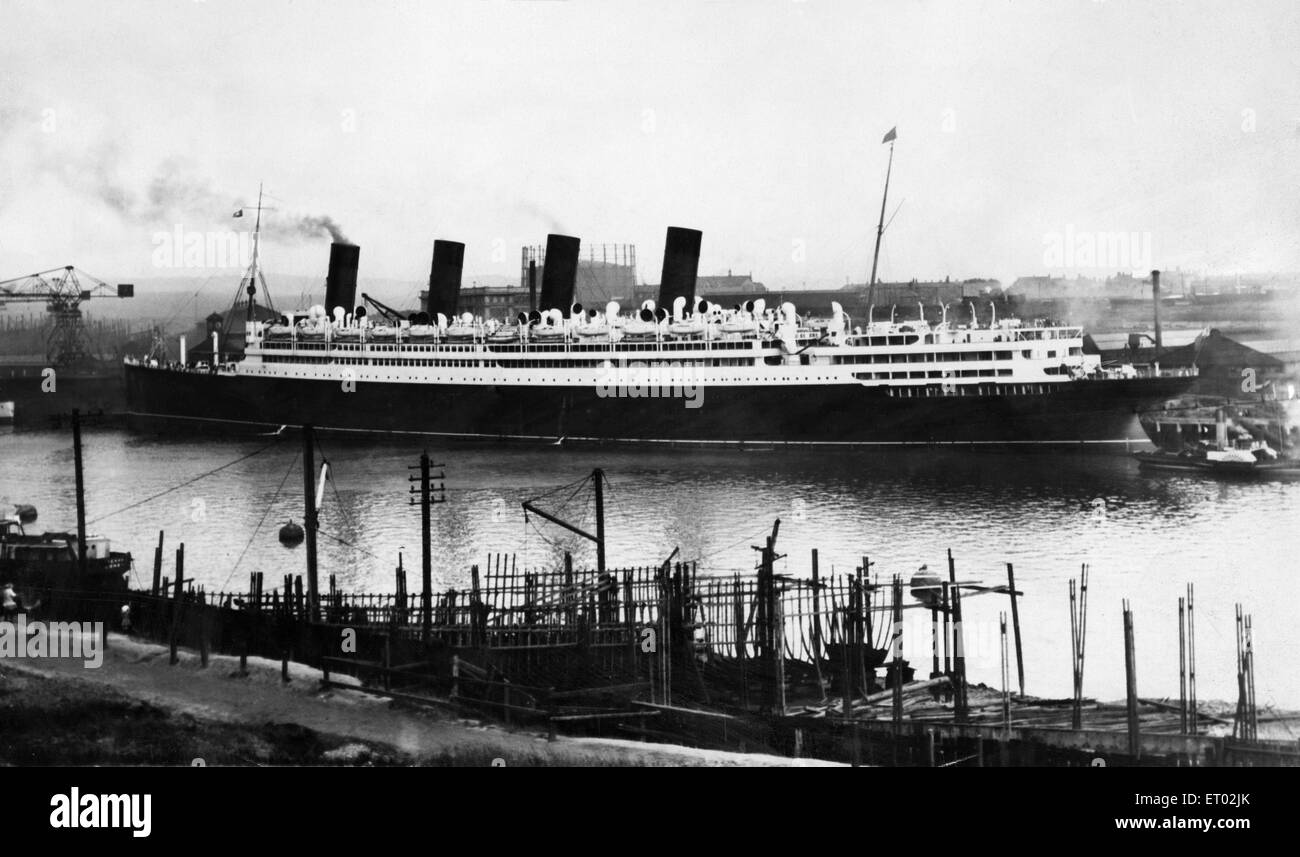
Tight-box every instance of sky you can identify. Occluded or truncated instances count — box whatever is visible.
[2,0,1299,297]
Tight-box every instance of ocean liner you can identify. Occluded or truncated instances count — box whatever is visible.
[125,218,1196,446]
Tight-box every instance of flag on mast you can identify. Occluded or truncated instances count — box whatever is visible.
[882,127,897,144]
[233,209,244,218]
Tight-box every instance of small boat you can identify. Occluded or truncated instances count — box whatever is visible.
[668,320,706,337]
[719,320,757,336]
[487,327,521,344]
[620,319,659,338]
[1136,400,1300,478]
[531,325,567,340]
[1134,448,1300,478]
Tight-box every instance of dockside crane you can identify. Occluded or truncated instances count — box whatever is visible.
[0,266,133,367]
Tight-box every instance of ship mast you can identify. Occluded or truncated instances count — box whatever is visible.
[867,127,897,313]
[246,183,265,324]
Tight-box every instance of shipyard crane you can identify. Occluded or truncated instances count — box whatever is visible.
[0,266,134,367]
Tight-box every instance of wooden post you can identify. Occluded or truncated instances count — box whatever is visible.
[1123,600,1140,760]
[1179,596,1188,735]
[152,530,164,596]
[811,550,825,699]
[1187,583,1197,734]
[420,451,432,641]
[470,564,482,649]
[1006,562,1024,696]
[1000,612,1010,731]
[843,575,859,767]
[948,550,968,718]
[302,424,320,621]
[198,589,209,668]
[169,544,184,665]
[71,409,88,581]
[593,468,606,576]
[940,580,951,679]
[891,576,903,726]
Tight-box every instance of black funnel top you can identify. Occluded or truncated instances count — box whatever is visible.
[539,234,580,313]
[658,227,702,313]
[324,243,360,315]
[426,240,465,319]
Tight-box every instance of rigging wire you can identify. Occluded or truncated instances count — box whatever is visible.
[219,452,299,592]
[87,438,281,524]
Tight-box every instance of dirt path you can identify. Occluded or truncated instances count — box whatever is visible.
[1,632,835,766]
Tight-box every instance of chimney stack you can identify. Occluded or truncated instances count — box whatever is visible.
[539,234,581,312]
[324,243,360,315]
[658,227,703,312]
[426,240,465,319]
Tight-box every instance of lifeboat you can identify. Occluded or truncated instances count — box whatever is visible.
[487,326,520,343]
[620,319,658,338]
[719,319,757,335]
[668,320,706,337]
[531,325,567,340]
[369,325,398,341]
[407,324,437,340]
[444,324,477,341]
[575,323,609,338]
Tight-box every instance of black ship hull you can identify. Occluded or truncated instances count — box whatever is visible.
[125,363,1195,446]
[0,366,124,428]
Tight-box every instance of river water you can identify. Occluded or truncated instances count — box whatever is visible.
[2,425,1298,712]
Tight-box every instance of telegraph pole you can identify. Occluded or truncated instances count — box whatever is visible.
[302,425,319,620]
[593,468,606,576]
[409,452,446,641]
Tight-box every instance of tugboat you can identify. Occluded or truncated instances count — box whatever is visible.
[1134,402,1300,478]
[0,514,132,595]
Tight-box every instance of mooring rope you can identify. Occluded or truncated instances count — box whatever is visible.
[219,452,299,592]
[87,438,281,524]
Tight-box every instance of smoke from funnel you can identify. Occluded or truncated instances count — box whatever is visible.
[296,215,350,243]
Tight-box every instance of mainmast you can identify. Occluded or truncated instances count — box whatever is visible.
[245,183,265,323]
[866,127,897,313]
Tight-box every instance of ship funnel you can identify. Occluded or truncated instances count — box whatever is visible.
[324,242,360,316]
[657,226,703,312]
[426,240,465,319]
[539,234,581,312]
